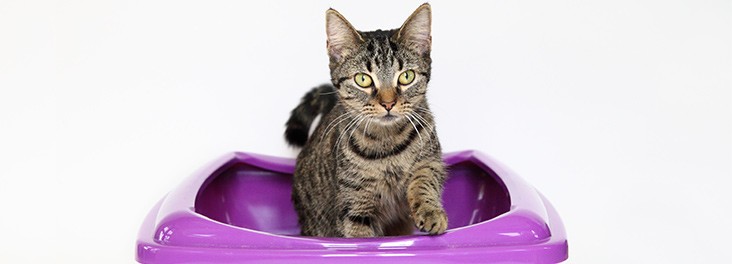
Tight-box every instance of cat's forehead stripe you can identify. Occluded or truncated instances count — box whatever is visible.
[366,60,372,72]
[361,35,401,73]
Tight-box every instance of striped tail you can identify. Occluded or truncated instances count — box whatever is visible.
[284,84,338,147]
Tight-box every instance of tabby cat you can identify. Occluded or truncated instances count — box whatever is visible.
[284,3,447,237]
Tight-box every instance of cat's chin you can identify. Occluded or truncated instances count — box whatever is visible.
[372,114,402,125]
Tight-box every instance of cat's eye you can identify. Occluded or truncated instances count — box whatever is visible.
[354,73,373,88]
[398,70,416,85]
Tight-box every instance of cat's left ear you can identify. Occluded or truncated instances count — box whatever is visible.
[396,3,432,56]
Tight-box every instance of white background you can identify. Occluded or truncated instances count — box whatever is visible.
[1,0,730,263]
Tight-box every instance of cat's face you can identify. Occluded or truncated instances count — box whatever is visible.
[326,4,432,126]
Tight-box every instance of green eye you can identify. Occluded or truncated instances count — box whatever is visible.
[398,70,416,85]
[354,73,373,88]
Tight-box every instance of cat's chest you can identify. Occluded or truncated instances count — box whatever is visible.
[369,161,411,220]
[346,159,411,187]
[338,153,413,220]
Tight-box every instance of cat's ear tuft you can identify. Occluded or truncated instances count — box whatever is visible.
[326,8,363,63]
[396,3,432,56]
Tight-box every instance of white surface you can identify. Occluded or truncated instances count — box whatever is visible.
[1,0,730,263]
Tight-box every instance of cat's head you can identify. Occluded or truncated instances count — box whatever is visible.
[326,3,432,126]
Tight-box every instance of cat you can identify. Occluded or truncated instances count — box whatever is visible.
[284,3,447,237]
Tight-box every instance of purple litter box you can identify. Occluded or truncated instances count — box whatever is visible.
[136,150,568,263]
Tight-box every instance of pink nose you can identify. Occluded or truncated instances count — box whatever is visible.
[380,100,396,111]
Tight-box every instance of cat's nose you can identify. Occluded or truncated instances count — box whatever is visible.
[380,100,396,111]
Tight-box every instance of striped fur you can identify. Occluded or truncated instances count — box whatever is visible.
[286,4,447,237]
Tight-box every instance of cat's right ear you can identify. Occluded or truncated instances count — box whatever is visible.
[326,8,363,63]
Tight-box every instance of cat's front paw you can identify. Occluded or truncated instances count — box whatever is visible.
[414,207,448,235]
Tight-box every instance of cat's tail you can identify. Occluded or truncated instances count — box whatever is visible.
[285,84,338,147]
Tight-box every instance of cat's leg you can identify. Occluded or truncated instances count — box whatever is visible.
[407,159,448,235]
[339,191,381,237]
[342,214,376,237]
[292,184,327,236]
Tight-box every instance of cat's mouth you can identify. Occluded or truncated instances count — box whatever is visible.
[375,113,401,124]
[381,114,397,121]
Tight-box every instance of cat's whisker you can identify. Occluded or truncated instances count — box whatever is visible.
[405,115,423,144]
[334,118,356,152]
[407,114,428,159]
[333,115,358,153]
[410,111,434,131]
[407,113,426,136]
[347,117,366,150]
[363,117,372,138]
[411,112,434,134]
[414,106,434,115]
[324,113,350,134]
[409,113,436,156]
[335,114,364,151]
[407,113,424,130]
[321,111,353,142]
